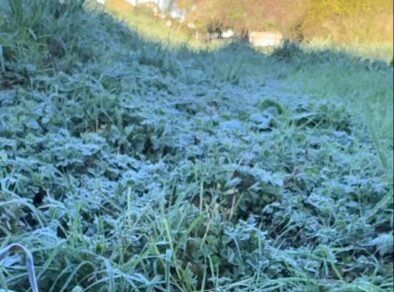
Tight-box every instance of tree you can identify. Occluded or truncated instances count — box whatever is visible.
[176,0,392,42]
[179,0,306,37]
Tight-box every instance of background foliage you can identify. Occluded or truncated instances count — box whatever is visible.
[178,0,393,43]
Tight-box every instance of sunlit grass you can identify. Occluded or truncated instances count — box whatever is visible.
[103,0,204,48]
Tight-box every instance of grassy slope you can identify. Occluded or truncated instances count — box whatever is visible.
[103,0,203,48]
[302,0,393,44]
[0,1,393,291]
[103,0,394,62]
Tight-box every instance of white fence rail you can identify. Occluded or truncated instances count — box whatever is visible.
[248,31,283,47]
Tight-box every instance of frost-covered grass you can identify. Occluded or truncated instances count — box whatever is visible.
[304,39,393,63]
[0,1,393,291]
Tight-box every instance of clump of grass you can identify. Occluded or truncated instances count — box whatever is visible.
[0,244,38,292]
